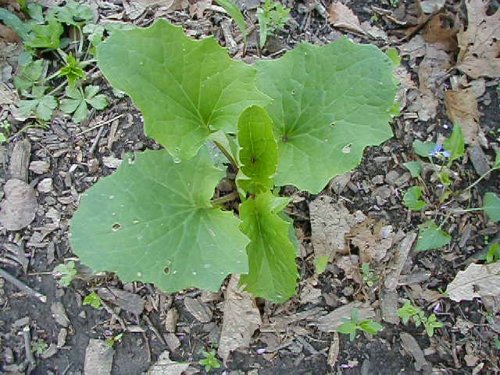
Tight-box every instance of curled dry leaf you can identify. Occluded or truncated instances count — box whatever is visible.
[456,0,500,78]
[444,88,482,144]
[218,275,261,364]
[445,263,500,302]
[328,2,366,36]
[0,179,38,231]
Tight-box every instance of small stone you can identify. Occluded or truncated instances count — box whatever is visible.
[37,178,53,193]
[29,161,50,174]
[102,156,122,169]
[371,175,385,185]
[88,159,99,174]
[51,302,70,327]
[372,186,392,200]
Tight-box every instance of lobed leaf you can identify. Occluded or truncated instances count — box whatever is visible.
[70,149,249,293]
[97,20,269,162]
[239,192,298,302]
[237,106,278,194]
[255,38,397,193]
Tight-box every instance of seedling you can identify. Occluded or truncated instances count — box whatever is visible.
[0,121,11,144]
[398,300,443,337]
[337,308,383,341]
[1,1,108,123]
[257,0,290,48]
[105,332,123,347]
[199,349,221,373]
[83,291,102,309]
[31,339,49,356]
[486,243,500,264]
[70,20,398,303]
[361,263,378,287]
[53,260,77,287]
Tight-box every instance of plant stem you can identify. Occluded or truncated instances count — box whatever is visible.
[211,191,239,206]
[465,167,499,191]
[213,140,238,171]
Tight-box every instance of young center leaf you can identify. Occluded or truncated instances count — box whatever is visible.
[255,38,397,193]
[70,149,249,293]
[239,192,299,302]
[97,20,269,162]
[237,106,278,194]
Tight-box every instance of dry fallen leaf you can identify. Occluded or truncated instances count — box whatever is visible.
[218,275,261,364]
[444,88,482,144]
[445,263,500,302]
[456,0,500,78]
[313,301,375,332]
[422,13,458,52]
[348,218,395,264]
[417,44,451,96]
[328,2,366,36]
[310,196,366,262]
[147,351,189,375]
[0,179,38,231]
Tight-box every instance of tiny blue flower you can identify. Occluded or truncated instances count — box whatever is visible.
[442,150,451,158]
[429,144,443,157]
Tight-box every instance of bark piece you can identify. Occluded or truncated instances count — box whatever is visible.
[147,351,189,375]
[84,339,114,375]
[0,179,38,231]
[313,301,374,333]
[97,287,145,316]
[9,139,30,182]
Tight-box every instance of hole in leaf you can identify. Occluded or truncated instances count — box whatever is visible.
[163,266,171,275]
[112,223,121,231]
[251,155,257,164]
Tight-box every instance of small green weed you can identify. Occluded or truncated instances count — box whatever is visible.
[398,300,443,337]
[83,291,102,309]
[53,260,77,287]
[199,349,221,373]
[361,263,378,287]
[105,332,123,347]
[257,0,290,48]
[337,308,383,341]
[31,339,48,356]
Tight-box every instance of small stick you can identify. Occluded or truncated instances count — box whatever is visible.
[143,315,167,346]
[100,299,127,331]
[88,125,105,155]
[75,114,125,136]
[0,268,47,303]
[22,325,36,366]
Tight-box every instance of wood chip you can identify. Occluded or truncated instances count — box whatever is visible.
[51,302,70,327]
[384,232,416,291]
[313,301,375,332]
[380,289,400,324]
[147,351,189,375]
[0,179,38,231]
[84,339,115,375]
[327,332,340,368]
[183,296,212,323]
[400,332,431,374]
[9,139,30,182]
[98,287,145,316]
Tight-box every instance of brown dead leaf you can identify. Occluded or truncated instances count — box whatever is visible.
[313,301,375,333]
[444,88,481,144]
[218,275,261,364]
[310,196,366,261]
[0,24,20,43]
[328,2,366,36]
[422,13,458,52]
[0,179,38,231]
[456,0,500,78]
[348,218,395,264]
[418,44,451,96]
[445,263,500,302]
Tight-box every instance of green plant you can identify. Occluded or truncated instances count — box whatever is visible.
[0,121,11,144]
[83,291,102,309]
[257,0,290,48]
[0,1,108,123]
[215,0,247,39]
[337,308,383,341]
[105,332,123,347]
[53,260,77,287]
[486,243,500,263]
[361,263,378,287]
[70,20,398,303]
[199,349,221,373]
[31,339,48,356]
[398,300,443,337]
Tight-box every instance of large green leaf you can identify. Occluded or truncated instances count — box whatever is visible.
[240,192,298,302]
[97,20,269,162]
[237,106,278,194]
[70,149,249,292]
[255,38,397,193]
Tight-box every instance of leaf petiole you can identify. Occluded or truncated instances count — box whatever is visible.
[213,139,238,172]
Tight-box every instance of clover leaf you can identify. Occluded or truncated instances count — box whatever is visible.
[25,18,63,50]
[18,86,57,121]
[14,59,45,93]
[70,149,249,293]
[60,85,108,123]
[96,20,269,162]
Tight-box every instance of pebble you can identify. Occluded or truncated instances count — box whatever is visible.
[371,175,385,185]
[37,178,53,193]
[103,156,122,169]
[29,161,50,174]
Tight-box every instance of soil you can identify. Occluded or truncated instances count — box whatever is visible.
[0,0,499,374]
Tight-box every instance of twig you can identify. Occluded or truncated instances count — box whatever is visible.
[100,299,127,331]
[210,191,239,206]
[75,114,125,136]
[22,325,36,366]
[143,315,167,346]
[88,125,105,155]
[0,268,47,303]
